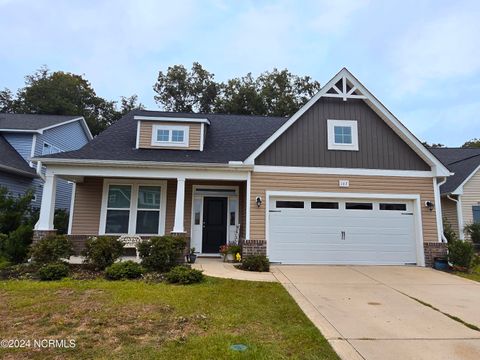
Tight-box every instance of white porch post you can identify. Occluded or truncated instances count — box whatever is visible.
[172,177,186,233]
[35,173,57,230]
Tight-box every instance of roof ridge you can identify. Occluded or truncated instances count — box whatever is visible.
[448,152,480,166]
[133,109,288,119]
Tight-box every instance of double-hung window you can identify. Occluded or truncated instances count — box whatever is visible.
[327,119,359,151]
[151,125,189,147]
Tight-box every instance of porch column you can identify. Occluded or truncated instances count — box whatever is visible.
[35,173,57,230]
[172,177,186,234]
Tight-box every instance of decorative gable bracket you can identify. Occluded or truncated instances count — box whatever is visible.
[323,76,367,101]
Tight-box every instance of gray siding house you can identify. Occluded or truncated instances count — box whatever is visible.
[0,114,92,209]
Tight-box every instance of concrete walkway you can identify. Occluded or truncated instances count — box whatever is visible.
[273,265,480,360]
[192,257,277,282]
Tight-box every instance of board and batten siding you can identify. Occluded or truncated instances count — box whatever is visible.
[249,172,437,243]
[256,97,430,171]
[138,121,202,150]
[441,197,459,237]
[462,169,480,227]
[70,177,103,234]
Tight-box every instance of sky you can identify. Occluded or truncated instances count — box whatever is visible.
[0,0,479,146]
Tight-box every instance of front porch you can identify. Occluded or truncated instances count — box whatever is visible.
[34,164,251,256]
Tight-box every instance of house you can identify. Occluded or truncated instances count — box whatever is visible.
[430,148,480,239]
[0,114,92,209]
[32,68,452,266]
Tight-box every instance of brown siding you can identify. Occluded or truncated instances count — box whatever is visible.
[138,121,201,150]
[256,97,430,170]
[441,196,459,237]
[249,172,437,243]
[71,177,103,234]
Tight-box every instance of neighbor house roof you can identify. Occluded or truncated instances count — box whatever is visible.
[430,148,480,194]
[38,110,289,165]
[0,135,37,177]
[0,113,93,139]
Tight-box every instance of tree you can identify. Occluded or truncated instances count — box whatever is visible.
[422,142,445,148]
[215,74,265,115]
[2,66,143,135]
[462,138,480,148]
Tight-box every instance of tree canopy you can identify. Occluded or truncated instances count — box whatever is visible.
[462,138,480,148]
[0,66,143,135]
[153,62,320,117]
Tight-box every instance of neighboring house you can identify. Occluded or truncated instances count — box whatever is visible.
[33,68,452,266]
[430,148,480,240]
[0,114,92,209]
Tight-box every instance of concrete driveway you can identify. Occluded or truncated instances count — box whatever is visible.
[272,265,480,360]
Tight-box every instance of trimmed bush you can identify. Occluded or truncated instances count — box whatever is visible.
[29,235,74,264]
[83,236,124,270]
[464,222,480,244]
[38,262,69,281]
[105,261,144,280]
[239,255,270,272]
[138,236,186,272]
[448,240,475,270]
[443,219,458,243]
[166,265,204,284]
[2,224,33,264]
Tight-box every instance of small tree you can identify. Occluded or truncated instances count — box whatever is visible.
[443,219,458,243]
[464,223,480,244]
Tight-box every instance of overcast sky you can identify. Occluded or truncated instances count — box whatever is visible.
[1,0,479,146]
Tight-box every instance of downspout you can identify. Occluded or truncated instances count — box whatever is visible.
[447,194,464,240]
[36,160,46,181]
[435,177,448,243]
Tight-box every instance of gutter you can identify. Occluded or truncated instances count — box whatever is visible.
[36,161,45,181]
[437,177,448,242]
[447,194,464,240]
[0,164,38,178]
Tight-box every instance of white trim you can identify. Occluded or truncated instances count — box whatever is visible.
[151,124,189,147]
[327,119,359,151]
[135,120,141,149]
[39,117,93,140]
[434,177,447,242]
[35,173,57,230]
[452,164,480,195]
[447,194,465,240]
[41,141,61,155]
[246,171,251,240]
[29,134,37,167]
[200,123,205,151]
[68,182,76,235]
[244,68,451,177]
[0,129,42,133]
[173,177,186,233]
[134,115,210,125]
[253,165,434,178]
[99,178,167,236]
[264,190,425,266]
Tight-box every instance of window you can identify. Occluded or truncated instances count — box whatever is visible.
[105,185,131,233]
[152,125,189,147]
[311,201,339,209]
[194,198,202,225]
[327,119,358,151]
[380,203,407,211]
[346,202,373,210]
[229,199,237,225]
[276,201,304,209]
[136,186,161,234]
[473,206,480,223]
[42,142,61,155]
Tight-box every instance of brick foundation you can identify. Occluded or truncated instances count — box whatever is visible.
[33,230,57,243]
[241,239,267,257]
[424,242,448,267]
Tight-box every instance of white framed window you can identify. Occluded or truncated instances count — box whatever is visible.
[99,179,167,235]
[151,125,189,147]
[327,119,359,151]
[42,142,61,155]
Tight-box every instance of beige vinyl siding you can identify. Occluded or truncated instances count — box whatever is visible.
[250,172,437,243]
[71,177,103,234]
[462,169,480,227]
[138,121,201,150]
[441,196,459,237]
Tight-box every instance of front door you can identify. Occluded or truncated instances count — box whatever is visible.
[202,197,227,253]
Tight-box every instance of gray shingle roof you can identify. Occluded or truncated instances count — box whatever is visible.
[430,148,480,194]
[0,113,80,131]
[0,135,37,177]
[40,110,289,164]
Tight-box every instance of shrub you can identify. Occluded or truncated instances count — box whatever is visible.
[54,209,69,235]
[240,255,270,272]
[443,219,458,243]
[464,223,480,244]
[2,224,33,264]
[83,236,124,270]
[105,261,144,280]
[166,265,204,284]
[138,236,186,272]
[29,235,74,264]
[38,262,69,281]
[0,187,34,234]
[448,240,475,270]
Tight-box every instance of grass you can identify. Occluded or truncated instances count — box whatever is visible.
[0,277,338,360]
[455,264,480,283]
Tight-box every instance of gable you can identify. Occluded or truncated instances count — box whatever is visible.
[137,120,203,151]
[256,97,430,171]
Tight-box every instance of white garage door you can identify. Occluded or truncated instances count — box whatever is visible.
[268,197,418,265]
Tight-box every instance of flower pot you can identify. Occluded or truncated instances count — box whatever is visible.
[189,254,197,264]
[433,257,448,271]
[226,254,234,262]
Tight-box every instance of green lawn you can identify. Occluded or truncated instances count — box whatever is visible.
[0,277,338,359]
[455,264,480,282]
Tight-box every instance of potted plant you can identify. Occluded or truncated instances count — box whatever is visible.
[187,247,197,264]
[228,245,242,262]
[219,244,233,262]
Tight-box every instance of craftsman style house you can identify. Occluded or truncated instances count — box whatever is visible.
[33,69,452,266]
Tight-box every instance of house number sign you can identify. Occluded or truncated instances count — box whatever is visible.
[339,179,349,188]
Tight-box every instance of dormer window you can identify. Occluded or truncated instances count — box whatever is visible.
[151,124,189,147]
[327,119,359,151]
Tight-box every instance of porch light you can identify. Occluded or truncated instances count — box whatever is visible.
[425,201,434,212]
[256,196,262,208]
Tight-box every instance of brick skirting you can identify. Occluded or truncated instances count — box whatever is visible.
[423,242,448,267]
[33,230,57,243]
[241,239,267,257]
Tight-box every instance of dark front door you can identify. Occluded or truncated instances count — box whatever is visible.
[202,197,227,253]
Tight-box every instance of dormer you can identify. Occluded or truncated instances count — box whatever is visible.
[134,116,210,151]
